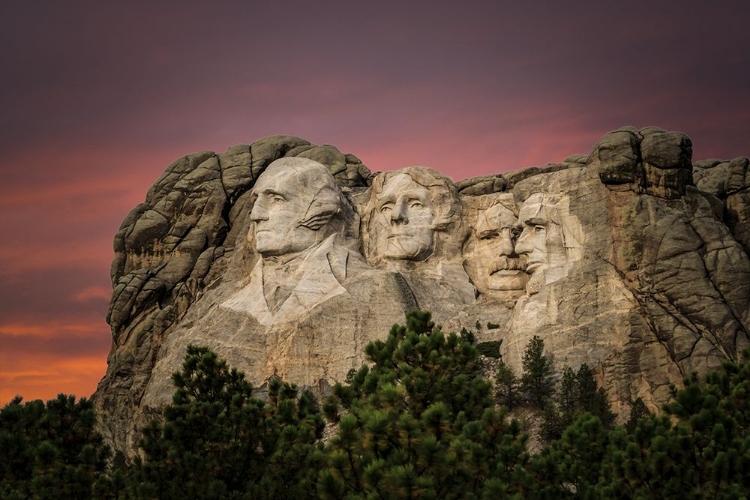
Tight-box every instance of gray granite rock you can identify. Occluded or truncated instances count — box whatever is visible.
[94,128,750,456]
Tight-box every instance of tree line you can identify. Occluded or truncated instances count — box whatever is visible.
[2,311,749,499]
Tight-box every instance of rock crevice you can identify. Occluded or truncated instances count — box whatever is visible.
[94,128,750,456]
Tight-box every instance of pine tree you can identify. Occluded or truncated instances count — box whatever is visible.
[600,351,750,498]
[532,412,612,498]
[0,395,110,499]
[495,360,521,411]
[624,397,650,433]
[319,311,531,499]
[131,345,324,499]
[542,363,615,442]
[540,367,575,441]
[520,336,555,409]
[575,364,615,428]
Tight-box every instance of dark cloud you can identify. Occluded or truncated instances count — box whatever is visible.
[0,265,110,325]
[0,329,110,359]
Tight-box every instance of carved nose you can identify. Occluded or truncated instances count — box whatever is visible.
[391,201,409,224]
[499,233,515,257]
[514,227,532,255]
[250,203,268,222]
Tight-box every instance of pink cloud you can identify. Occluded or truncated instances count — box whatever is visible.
[73,286,112,303]
[0,320,105,340]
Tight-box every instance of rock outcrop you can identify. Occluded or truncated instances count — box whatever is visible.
[94,128,750,455]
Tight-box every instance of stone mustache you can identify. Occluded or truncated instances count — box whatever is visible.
[94,129,750,456]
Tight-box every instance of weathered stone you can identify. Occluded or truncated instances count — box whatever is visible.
[94,137,369,453]
[593,127,694,198]
[595,129,641,185]
[94,128,750,457]
[456,174,506,196]
[693,156,750,255]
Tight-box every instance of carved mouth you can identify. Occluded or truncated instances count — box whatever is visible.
[491,269,526,277]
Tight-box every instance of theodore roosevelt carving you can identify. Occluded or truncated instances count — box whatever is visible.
[222,157,368,324]
[464,194,528,296]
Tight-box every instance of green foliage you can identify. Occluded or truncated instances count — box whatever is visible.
[477,341,502,358]
[520,335,555,409]
[601,355,750,499]
[533,412,612,498]
[531,350,750,498]
[542,363,615,441]
[495,360,521,411]
[7,314,750,499]
[131,345,324,499]
[0,394,111,499]
[624,397,650,433]
[319,310,531,499]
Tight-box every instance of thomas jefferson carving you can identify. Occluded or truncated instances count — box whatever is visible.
[362,167,465,267]
[359,167,474,321]
[222,157,368,324]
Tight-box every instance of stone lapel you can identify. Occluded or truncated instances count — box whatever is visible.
[221,234,349,326]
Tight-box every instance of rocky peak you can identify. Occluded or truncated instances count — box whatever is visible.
[94,128,750,456]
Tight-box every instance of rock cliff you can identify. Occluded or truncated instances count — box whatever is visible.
[94,128,750,455]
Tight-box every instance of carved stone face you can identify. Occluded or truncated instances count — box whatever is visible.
[475,202,527,291]
[249,164,321,257]
[515,193,556,294]
[376,173,435,260]
[514,193,583,295]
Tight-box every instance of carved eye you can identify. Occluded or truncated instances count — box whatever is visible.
[479,230,498,241]
[380,203,393,214]
[409,201,423,209]
[270,194,285,203]
[534,225,545,233]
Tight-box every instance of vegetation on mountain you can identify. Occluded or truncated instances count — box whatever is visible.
[0,395,110,499]
[3,311,750,499]
[129,345,324,499]
[318,311,530,498]
[520,335,555,410]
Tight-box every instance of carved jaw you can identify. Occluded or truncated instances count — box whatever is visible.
[525,269,545,295]
[383,229,435,261]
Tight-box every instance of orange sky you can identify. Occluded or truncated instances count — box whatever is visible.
[2,0,750,405]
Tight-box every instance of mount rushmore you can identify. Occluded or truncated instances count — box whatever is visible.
[93,127,750,454]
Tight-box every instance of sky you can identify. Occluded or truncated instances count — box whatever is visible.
[1,0,749,405]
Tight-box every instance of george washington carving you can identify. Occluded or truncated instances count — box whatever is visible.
[221,157,368,324]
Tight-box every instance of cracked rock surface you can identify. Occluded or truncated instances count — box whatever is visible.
[94,129,750,455]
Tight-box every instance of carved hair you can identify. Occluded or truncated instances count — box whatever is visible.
[478,193,517,230]
[369,167,461,231]
[520,192,583,257]
[252,157,358,245]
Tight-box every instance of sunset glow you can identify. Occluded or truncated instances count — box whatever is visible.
[1,0,749,405]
